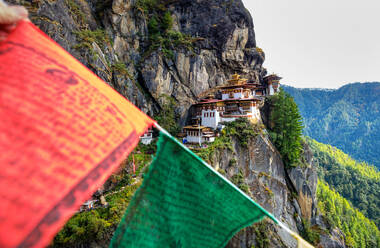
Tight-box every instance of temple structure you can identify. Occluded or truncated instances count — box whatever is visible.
[183,74,281,144]
[263,74,281,95]
[182,125,215,144]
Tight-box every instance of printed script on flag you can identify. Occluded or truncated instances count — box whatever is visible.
[110,132,273,248]
[0,21,154,248]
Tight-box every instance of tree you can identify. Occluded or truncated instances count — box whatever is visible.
[148,16,159,35]
[155,95,181,136]
[269,88,303,167]
[161,11,173,31]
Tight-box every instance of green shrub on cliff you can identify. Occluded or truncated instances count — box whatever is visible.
[193,118,261,163]
[135,0,194,59]
[155,95,181,136]
[223,118,262,147]
[268,88,303,167]
[162,11,174,31]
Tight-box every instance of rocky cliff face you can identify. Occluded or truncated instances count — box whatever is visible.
[8,0,344,247]
[205,130,311,248]
[205,129,345,248]
[12,0,265,124]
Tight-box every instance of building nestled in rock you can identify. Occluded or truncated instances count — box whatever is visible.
[263,74,282,96]
[183,74,281,144]
[182,125,216,145]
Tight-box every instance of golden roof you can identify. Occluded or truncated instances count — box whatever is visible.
[227,74,248,86]
[183,125,208,130]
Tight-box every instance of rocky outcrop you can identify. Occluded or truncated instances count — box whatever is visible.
[205,132,318,248]
[319,228,346,248]
[287,142,318,220]
[205,128,347,248]
[11,0,265,124]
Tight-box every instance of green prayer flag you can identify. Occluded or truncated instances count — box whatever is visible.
[110,132,276,248]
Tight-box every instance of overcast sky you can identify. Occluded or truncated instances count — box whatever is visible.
[242,0,380,88]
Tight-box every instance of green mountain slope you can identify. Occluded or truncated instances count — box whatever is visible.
[307,138,380,228]
[317,181,380,248]
[283,83,380,168]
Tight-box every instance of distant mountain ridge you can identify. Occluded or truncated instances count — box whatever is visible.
[283,82,380,168]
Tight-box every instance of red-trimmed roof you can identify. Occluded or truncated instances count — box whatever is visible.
[195,97,262,105]
[219,83,261,89]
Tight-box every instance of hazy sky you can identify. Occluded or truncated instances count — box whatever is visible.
[242,0,380,88]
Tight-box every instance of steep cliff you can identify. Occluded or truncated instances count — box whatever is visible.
[12,0,265,124]
[198,128,311,247]
[198,122,345,248]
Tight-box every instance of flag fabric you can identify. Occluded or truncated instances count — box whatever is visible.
[110,131,276,248]
[0,21,154,248]
[291,233,314,248]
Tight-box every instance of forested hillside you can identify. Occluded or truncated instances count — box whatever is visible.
[317,182,380,248]
[283,83,380,168]
[307,138,380,228]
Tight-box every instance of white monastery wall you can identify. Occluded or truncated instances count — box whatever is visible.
[269,85,274,95]
[201,109,220,129]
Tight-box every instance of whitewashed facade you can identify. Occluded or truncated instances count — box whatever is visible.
[268,83,275,95]
[201,109,220,129]
[183,126,216,144]
[140,129,153,145]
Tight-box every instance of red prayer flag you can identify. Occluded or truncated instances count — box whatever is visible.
[0,21,154,248]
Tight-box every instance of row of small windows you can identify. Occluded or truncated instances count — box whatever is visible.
[187,131,201,136]
[204,112,215,117]
[200,107,225,111]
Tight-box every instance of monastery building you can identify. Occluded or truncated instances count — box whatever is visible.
[183,74,281,145]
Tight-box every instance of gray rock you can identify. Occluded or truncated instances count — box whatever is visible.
[12,0,266,122]
[319,228,346,248]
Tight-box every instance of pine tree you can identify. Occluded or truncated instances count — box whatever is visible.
[269,88,303,167]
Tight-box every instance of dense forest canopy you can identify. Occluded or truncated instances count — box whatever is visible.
[307,138,380,228]
[317,181,380,248]
[283,83,380,169]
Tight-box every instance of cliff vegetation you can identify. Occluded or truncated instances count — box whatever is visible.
[267,88,304,168]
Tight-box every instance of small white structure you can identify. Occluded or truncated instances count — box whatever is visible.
[80,200,97,211]
[263,74,281,96]
[140,129,153,145]
[183,125,216,144]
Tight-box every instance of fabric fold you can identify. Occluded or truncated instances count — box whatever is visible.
[110,131,273,248]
